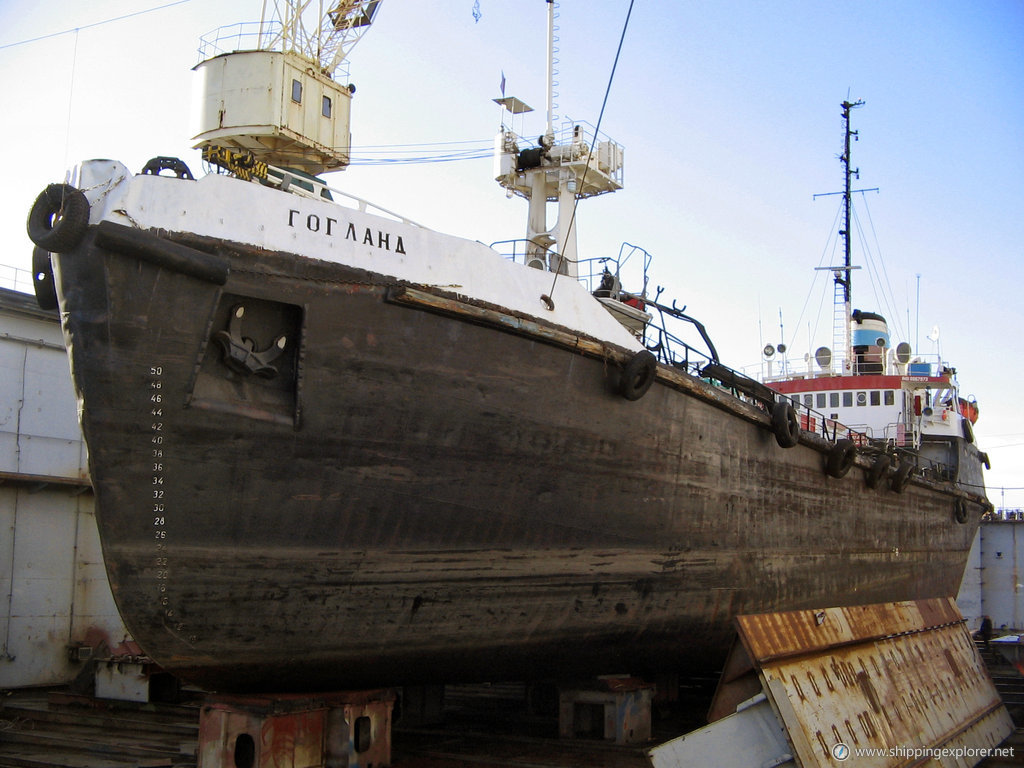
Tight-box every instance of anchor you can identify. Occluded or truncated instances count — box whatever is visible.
[213,304,288,378]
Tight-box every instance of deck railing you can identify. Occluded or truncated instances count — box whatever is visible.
[0,264,35,295]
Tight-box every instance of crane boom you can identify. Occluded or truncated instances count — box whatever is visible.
[258,0,381,75]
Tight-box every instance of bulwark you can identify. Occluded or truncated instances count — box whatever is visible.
[287,208,407,254]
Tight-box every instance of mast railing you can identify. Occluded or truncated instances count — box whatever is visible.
[497,119,625,198]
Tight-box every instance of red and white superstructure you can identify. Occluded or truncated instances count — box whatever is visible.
[768,311,979,455]
[762,101,985,488]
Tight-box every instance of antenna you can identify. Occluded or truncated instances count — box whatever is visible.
[928,324,943,370]
[915,273,921,353]
[838,100,863,304]
[544,0,558,141]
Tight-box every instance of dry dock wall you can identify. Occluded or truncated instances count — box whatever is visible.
[0,286,127,688]
[959,514,1024,634]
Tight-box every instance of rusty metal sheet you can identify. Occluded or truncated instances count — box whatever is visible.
[749,599,1012,767]
[685,600,1014,768]
[735,596,964,664]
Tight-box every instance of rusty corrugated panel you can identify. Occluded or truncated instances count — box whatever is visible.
[736,598,1012,767]
[735,597,963,664]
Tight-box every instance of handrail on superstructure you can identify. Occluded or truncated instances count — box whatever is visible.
[202,149,426,229]
[266,165,426,228]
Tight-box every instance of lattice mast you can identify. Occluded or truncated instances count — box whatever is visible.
[812,99,866,373]
[836,98,864,371]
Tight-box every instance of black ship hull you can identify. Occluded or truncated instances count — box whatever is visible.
[42,172,983,693]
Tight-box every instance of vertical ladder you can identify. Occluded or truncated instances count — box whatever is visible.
[832,276,847,373]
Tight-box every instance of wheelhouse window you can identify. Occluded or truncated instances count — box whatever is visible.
[843,392,853,407]
[884,391,895,406]
[830,392,840,408]
[870,391,881,406]
[816,393,826,409]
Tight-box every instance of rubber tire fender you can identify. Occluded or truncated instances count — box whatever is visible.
[954,498,969,525]
[31,246,58,311]
[825,439,857,478]
[865,453,891,489]
[891,460,915,493]
[771,401,800,448]
[27,184,90,253]
[619,350,658,401]
[962,418,975,444]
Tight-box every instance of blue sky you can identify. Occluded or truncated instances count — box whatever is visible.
[1,0,1021,505]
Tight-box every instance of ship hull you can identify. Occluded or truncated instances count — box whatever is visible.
[49,173,983,693]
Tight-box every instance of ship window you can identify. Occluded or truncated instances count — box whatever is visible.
[870,391,881,406]
[322,95,332,117]
[803,395,813,409]
[885,391,895,406]
[830,392,840,408]
[856,391,867,406]
[291,79,303,103]
[843,392,853,407]
[816,393,826,408]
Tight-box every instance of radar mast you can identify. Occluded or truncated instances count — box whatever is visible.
[493,1,624,278]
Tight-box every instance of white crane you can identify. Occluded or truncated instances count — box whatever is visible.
[193,1,383,175]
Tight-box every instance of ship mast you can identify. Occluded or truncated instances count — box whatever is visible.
[813,99,873,373]
[493,1,624,279]
[837,98,863,364]
[544,0,556,142]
